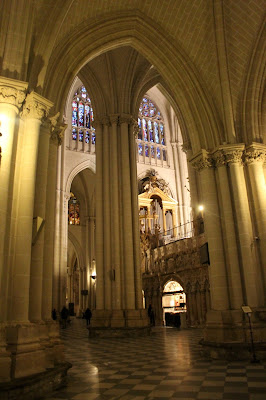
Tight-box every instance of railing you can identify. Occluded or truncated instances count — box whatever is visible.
[141,218,204,249]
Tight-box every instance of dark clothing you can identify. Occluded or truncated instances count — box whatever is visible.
[60,306,69,328]
[52,309,57,320]
[84,308,92,325]
[148,305,155,326]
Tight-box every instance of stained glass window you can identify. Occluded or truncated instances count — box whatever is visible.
[71,86,95,150]
[72,129,77,140]
[68,193,80,225]
[137,96,167,164]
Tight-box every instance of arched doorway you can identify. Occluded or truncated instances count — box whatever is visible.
[163,280,186,328]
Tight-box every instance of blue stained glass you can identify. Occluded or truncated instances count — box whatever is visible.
[160,123,165,144]
[148,120,153,142]
[92,130,96,145]
[91,107,94,121]
[163,149,166,161]
[138,118,142,140]
[157,147,161,159]
[143,97,148,102]
[72,129,77,140]
[138,144,143,156]
[78,102,84,127]
[85,105,90,128]
[79,130,83,142]
[142,118,148,141]
[151,146,155,158]
[72,101,78,126]
[154,122,159,143]
[150,108,155,117]
[85,131,90,143]
[145,145,149,157]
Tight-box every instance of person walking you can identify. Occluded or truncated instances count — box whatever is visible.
[84,308,92,326]
[60,306,68,329]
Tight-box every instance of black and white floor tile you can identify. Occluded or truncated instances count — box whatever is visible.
[45,318,266,400]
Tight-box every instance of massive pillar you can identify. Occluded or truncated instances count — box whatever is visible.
[0,77,27,381]
[190,146,266,358]
[91,115,149,336]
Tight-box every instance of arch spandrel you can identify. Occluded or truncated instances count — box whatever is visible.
[40,11,223,152]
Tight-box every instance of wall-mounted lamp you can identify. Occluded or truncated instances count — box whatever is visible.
[199,205,204,212]
[91,271,96,280]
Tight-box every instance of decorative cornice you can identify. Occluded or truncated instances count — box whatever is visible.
[109,114,120,125]
[21,91,53,121]
[190,150,214,171]
[244,143,266,165]
[218,144,245,165]
[131,117,139,137]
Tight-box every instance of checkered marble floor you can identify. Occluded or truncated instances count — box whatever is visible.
[45,318,266,400]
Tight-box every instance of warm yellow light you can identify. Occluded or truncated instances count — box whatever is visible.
[199,205,204,211]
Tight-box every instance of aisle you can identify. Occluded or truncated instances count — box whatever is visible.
[45,318,266,400]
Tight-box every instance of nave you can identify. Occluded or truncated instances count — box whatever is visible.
[45,319,266,400]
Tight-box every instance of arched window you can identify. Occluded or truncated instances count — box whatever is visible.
[68,193,80,225]
[71,86,95,152]
[137,97,167,166]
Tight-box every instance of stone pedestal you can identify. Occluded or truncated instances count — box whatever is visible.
[90,309,150,337]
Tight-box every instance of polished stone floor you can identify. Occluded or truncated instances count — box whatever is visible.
[45,318,266,400]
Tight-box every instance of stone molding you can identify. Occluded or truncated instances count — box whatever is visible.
[0,77,28,109]
[21,91,53,121]
[51,123,67,146]
[244,143,266,165]
[190,149,214,171]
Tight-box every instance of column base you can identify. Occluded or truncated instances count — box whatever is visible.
[89,309,150,338]
[201,309,266,360]
[0,324,11,382]
[0,361,71,400]
[5,321,65,379]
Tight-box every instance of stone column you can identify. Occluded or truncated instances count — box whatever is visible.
[42,126,65,320]
[92,114,148,334]
[0,77,27,382]
[244,143,266,292]
[191,150,229,311]
[171,142,185,230]
[6,92,53,379]
[213,149,244,309]
[225,145,262,306]
[0,78,27,321]
[9,92,53,322]
[29,118,52,322]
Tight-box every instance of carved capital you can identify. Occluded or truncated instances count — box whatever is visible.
[0,85,26,108]
[244,143,266,165]
[190,150,214,171]
[51,123,67,146]
[213,150,226,167]
[109,114,119,125]
[21,92,53,121]
[131,117,139,138]
[224,150,243,165]
[119,113,132,125]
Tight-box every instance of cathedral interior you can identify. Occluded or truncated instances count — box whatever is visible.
[0,1,265,399]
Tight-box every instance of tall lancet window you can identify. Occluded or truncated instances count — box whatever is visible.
[71,86,95,152]
[68,193,80,225]
[137,96,167,166]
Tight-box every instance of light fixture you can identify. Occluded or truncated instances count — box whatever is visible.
[91,271,96,280]
[199,205,204,212]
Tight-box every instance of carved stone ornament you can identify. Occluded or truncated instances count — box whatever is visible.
[118,114,132,125]
[190,150,214,171]
[244,146,266,165]
[0,85,26,108]
[213,150,226,167]
[131,118,139,138]
[224,150,243,165]
[21,92,53,121]
[51,123,67,146]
